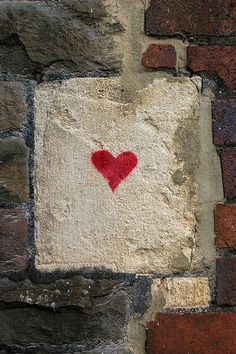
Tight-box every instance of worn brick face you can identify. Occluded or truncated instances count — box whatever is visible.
[215,204,236,249]
[145,0,236,37]
[216,257,236,305]
[0,208,28,272]
[146,313,236,354]
[220,149,236,200]
[187,46,236,91]
[213,99,236,146]
[142,44,176,69]
[0,138,29,203]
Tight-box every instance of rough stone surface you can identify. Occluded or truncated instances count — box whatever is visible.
[0,208,28,272]
[0,344,131,354]
[142,44,176,69]
[146,313,236,354]
[220,149,236,200]
[216,257,236,305]
[0,1,122,77]
[0,294,128,345]
[0,138,29,203]
[215,204,236,249]
[187,46,236,91]
[35,76,221,273]
[152,277,210,309]
[0,81,27,130]
[213,99,236,146]
[145,0,236,37]
[0,276,124,309]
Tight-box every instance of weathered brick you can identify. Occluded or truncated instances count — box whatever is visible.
[215,204,236,249]
[145,0,236,38]
[220,149,236,200]
[213,99,236,146]
[0,82,27,131]
[0,208,28,272]
[0,138,29,203]
[142,44,176,69]
[216,257,236,305]
[146,313,236,354]
[187,46,236,91]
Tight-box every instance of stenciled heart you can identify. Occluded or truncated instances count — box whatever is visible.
[91,150,138,192]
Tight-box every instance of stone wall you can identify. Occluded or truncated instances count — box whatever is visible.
[0,1,235,353]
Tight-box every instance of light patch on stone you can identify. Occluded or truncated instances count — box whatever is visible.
[35,76,217,273]
[152,277,211,308]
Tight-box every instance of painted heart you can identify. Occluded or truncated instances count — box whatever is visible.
[91,150,138,192]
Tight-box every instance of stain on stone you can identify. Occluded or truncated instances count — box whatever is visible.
[174,100,200,199]
[172,169,186,185]
[171,251,191,272]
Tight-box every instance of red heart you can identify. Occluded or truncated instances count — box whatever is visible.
[91,150,138,192]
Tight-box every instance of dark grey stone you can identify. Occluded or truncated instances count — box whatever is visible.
[0,293,129,345]
[0,1,123,78]
[0,276,130,346]
[0,276,123,309]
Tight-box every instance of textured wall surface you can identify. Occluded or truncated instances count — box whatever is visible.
[0,0,235,353]
[35,76,220,273]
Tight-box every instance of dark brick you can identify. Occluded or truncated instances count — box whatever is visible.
[220,149,236,200]
[0,208,28,272]
[213,99,236,146]
[0,1,122,77]
[142,44,176,69]
[216,257,236,305]
[187,46,236,91]
[146,312,236,354]
[145,0,236,38]
[0,138,29,202]
[0,82,27,131]
[215,204,236,249]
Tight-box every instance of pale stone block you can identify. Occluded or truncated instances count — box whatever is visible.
[152,277,211,308]
[35,76,221,273]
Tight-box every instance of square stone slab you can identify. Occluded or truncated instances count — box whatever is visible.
[35,77,221,273]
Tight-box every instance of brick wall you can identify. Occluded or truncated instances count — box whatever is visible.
[0,1,235,353]
[144,1,236,353]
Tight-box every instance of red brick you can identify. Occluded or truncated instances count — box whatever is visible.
[216,257,236,305]
[220,149,236,200]
[215,204,236,248]
[145,0,236,37]
[187,46,236,91]
[213,99,236,146]
[0,208,29,272]
[142,44,176,69]
[146,313,236,354]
